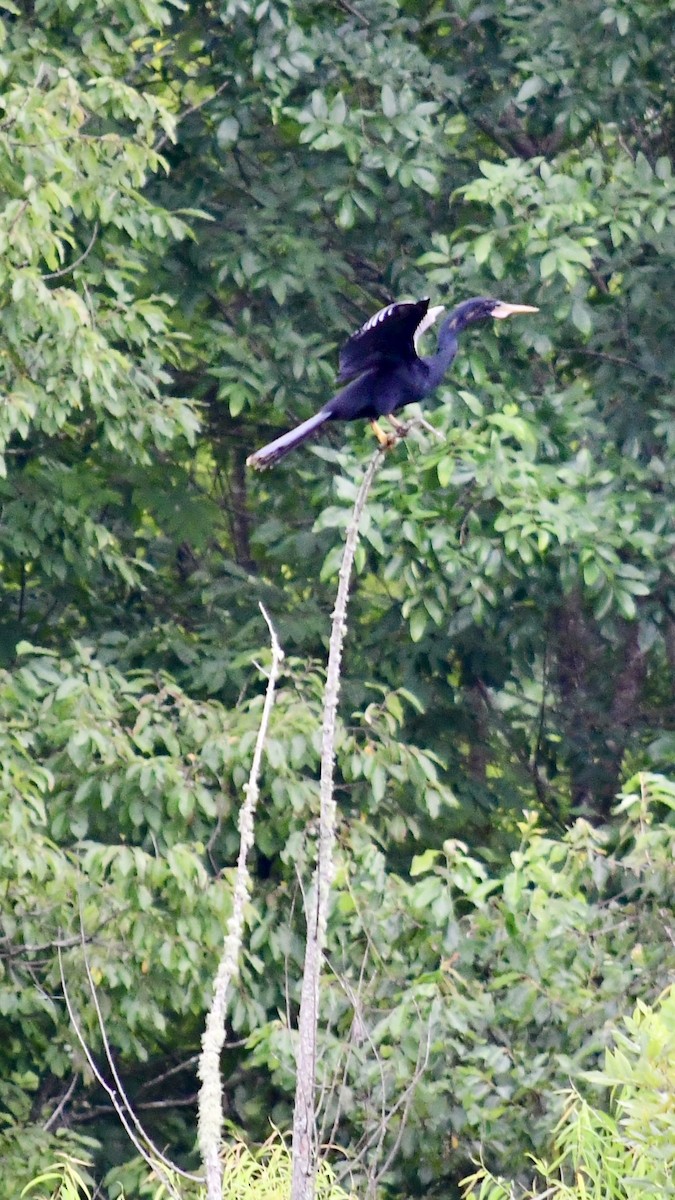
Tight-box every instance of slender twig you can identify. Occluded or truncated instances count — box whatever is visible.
[372,1014,433,1188]
[532,637,548,772]
[75,1095,199,1119]
[18,560,26,622]
[7,199,29,238]
[154,78,231,151]
[41,222,99,281]
[137,1053,201,1094]
[320,950,388,1155]
[473,677,561,824]
[576,347,647,373]
[410,414,444,441]
[290,445,386,1200]
[1,909,123,955]
[43,1074,77,1132]
[77,918,201,1185]
[198,604,284,1200]
[58,949,186,1200]
[344,998,433,1183]
[335,0,370,25]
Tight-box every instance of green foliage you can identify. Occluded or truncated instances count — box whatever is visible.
[247,772,674,1194]
[113,1130,356,1200]
[0,1138,96,1200]
[21,1133,355,1200]
[0,0,198,657]
[462,984,675,1200]
[20,1151,95,1200]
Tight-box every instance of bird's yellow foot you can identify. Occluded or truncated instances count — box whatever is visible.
[370,420,397,448]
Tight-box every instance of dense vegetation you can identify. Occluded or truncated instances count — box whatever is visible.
[0,0,673,1196]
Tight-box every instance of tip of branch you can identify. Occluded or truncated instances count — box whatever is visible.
[258,602,285,661]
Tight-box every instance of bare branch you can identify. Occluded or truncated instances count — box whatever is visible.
[43,1074,77,1132]
[372,1013,433,1189]
[57,948,187,1200]
[137,1053,201,1094]
[76,922,201,1186]
[41,222,99,281]
[291,445,386,1200]
[74,1095,199,1119]
[198,604,285,1200]
[341,998,434,1190]
[335,0,370,26]
[409,413,444,441]
[320,951,388,1157]
[155,79,231,152]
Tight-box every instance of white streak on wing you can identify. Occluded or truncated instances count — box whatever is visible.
[413,305,445,352]
[359,302,399,335]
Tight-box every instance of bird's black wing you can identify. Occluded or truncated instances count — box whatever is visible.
[337,298,432,382]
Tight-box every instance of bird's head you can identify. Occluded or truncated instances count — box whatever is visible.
[446,297,539,331]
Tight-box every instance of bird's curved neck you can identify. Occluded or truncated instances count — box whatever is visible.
[423,312,460,386]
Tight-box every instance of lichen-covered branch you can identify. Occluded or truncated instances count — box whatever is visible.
[291,446,386,1200]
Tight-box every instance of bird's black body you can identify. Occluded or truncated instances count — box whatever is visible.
[246,296,537,469]
[329,358,430,421]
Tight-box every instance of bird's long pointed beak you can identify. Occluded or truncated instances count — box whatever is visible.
[492,302,539,320]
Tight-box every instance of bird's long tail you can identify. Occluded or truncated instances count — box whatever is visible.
[246,408,331,469]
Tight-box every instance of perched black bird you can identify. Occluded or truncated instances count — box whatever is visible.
[246,296,538,469]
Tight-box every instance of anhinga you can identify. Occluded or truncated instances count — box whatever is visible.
[246,296,538,469]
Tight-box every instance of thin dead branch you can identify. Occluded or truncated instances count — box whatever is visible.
[58,607,285,1200]
[58,948,190,1200]
[154,78,231,152]
[290,445,386,1200]
[43,1074,77,1132]
[137,1053,201,1094]
[198,604,285,1200]
[371,1013,433,1192]
[41,222,99,281]
[76,923,200,1185]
